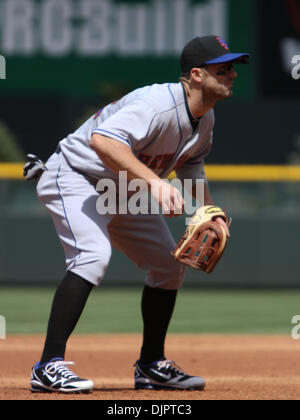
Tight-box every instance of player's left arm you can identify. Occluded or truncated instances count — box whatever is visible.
[191,181,230,236]
[176,158,213,205]
[191,181,214,206]
[176,163,230,236]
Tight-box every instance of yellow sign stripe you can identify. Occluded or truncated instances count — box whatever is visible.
[170,165,300,182]
[1,163,300,182]
[205,165,300,182]
[0,163,24,179]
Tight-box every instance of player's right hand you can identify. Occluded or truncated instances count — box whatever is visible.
[151,179,185,218]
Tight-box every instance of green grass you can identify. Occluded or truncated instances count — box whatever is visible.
[0,286,299,335]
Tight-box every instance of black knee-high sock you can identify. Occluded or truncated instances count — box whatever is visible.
[40,271,93,364]
[140,285,178,365]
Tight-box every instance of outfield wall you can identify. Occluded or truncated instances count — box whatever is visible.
[1,172,299,288]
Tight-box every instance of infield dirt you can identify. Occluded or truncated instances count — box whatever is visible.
[0,334,299,400]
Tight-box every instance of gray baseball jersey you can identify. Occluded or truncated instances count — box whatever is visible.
[59,82,214,183]
[37,82,215,288]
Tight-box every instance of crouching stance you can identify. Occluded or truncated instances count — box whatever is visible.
[27,35,248,393]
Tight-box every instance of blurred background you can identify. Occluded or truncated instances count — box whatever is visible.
[0,0,300,300]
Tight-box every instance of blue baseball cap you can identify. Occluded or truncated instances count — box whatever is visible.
[180,35,249,75]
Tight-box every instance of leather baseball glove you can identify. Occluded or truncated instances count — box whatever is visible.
[171,205,230,273]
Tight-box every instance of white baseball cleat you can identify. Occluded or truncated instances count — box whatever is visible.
[134,359,206,390]
[30,358,94,394]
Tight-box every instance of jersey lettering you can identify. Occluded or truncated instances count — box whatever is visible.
[174,154,191,169]
[158,153,175,169]
[138,153,152,166]
[149,154,164,169]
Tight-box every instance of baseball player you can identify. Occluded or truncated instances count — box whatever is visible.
[27,35,249,393]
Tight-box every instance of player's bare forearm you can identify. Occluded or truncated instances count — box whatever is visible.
[192,181,230,236]
[90,134,160,187]
[204,182,215,205]
[90,133,185,217]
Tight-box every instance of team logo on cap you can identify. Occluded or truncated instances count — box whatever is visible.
[216,37,229,50]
